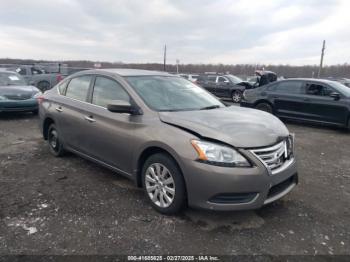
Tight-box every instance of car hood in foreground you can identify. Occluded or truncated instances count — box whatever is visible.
[159,106,289,148]
[0,85,39,97]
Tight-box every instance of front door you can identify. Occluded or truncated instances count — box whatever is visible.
[82,76,139,174]
[303,82,348,125]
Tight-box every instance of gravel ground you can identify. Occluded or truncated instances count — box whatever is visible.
[0,111,349,256]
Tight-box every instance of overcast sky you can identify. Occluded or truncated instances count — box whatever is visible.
[0,0,349,65]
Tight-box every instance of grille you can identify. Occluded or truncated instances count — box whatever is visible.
[4,94,32,100]
[250,138,293,174]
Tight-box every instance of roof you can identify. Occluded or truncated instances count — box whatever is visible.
[78,68,172,77]
[281,78,339,84]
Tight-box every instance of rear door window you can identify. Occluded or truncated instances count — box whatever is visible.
[92,77,130,108]
[65,76,91,102]
[275,81,303,94]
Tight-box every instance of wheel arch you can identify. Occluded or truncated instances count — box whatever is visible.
[135,145,185,189]
[43,117,55,140]
[253,99,274,108]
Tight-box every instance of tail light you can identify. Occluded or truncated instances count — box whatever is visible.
[56,74,63,83]
[36,95,44,104]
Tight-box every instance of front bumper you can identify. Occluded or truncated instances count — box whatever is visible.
[0,99,38,112]
[182,152,297,211]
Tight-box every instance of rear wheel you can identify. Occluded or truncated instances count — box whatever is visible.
[255,102,273,114]
[231,90,242,103]
[48,124,65,157]
[142,153,186,215]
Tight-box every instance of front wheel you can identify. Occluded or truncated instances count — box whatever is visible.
[142,153,187,215]
[231,90,242,103]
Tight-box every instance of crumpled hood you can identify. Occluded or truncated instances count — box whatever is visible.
[159,106,289,148]
[0,85,39,97]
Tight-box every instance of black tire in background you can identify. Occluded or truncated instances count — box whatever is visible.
[37,81,51,92]
[47,124,65,157]
[231,90,243,103]
[142,153,187,215]
[255,102,273,114]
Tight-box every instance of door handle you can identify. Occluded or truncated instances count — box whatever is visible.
[84,116,96,123]
[55,107,63,112]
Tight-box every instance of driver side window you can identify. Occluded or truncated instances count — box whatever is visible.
[92,77,130,108]
[218,76,228,83]
[305,83,333,96]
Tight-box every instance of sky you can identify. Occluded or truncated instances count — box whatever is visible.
[0,0,349,65]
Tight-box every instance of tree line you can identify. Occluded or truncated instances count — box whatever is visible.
[0,58,349,78]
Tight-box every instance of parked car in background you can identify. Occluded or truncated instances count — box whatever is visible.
[0,69,41,114]
[6,65,64,92]
[196,74,252,102]
[241,78,350,129]
[178,74,199,83]
[39,69,297,214]
[325,77,350,88]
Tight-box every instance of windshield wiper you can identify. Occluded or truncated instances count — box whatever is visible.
[200,105,221,110]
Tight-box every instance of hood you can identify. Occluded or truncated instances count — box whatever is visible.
[0,85,39,97]
[159,106,289,148]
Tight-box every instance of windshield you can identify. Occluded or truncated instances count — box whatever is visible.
[329,81,350,97]
[0,72,27,86]
[226,75,243,84]
[126,76,224,112]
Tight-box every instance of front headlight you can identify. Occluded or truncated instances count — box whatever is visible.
[0,95,8,101]
[191,140,251,167]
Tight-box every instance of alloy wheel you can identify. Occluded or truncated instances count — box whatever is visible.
[49,129,59,152]
[232,91,242,103]
[145,163,176,208]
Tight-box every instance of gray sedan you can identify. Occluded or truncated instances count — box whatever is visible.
[39,69,297,214]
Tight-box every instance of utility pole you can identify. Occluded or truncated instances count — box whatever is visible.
[318,40,326,78]
[163,44,167,72]
[176,59,179,74]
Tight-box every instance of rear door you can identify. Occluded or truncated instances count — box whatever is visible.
[303,82,348,125]
[56,75,93,153]
[268,80,306,118]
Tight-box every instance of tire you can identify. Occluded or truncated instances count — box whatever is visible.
[347,117,350,131]
[255,102,273,114]
[231,90,242,103]
[32,109,38,115]
[37,81,51,92]
[142,153,187,215]
[47,124,65,157]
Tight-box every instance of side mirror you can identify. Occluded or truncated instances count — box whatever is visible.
[329,92,341,100]
[107,100,142,115]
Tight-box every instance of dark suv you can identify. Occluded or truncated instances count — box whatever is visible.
[196,74,250,102]
[241,78,350,129]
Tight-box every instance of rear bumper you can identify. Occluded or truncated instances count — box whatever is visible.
[182,155,298,211]
[0,99,38,112]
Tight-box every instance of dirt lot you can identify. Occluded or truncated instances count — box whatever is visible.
[0,111,349,256]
